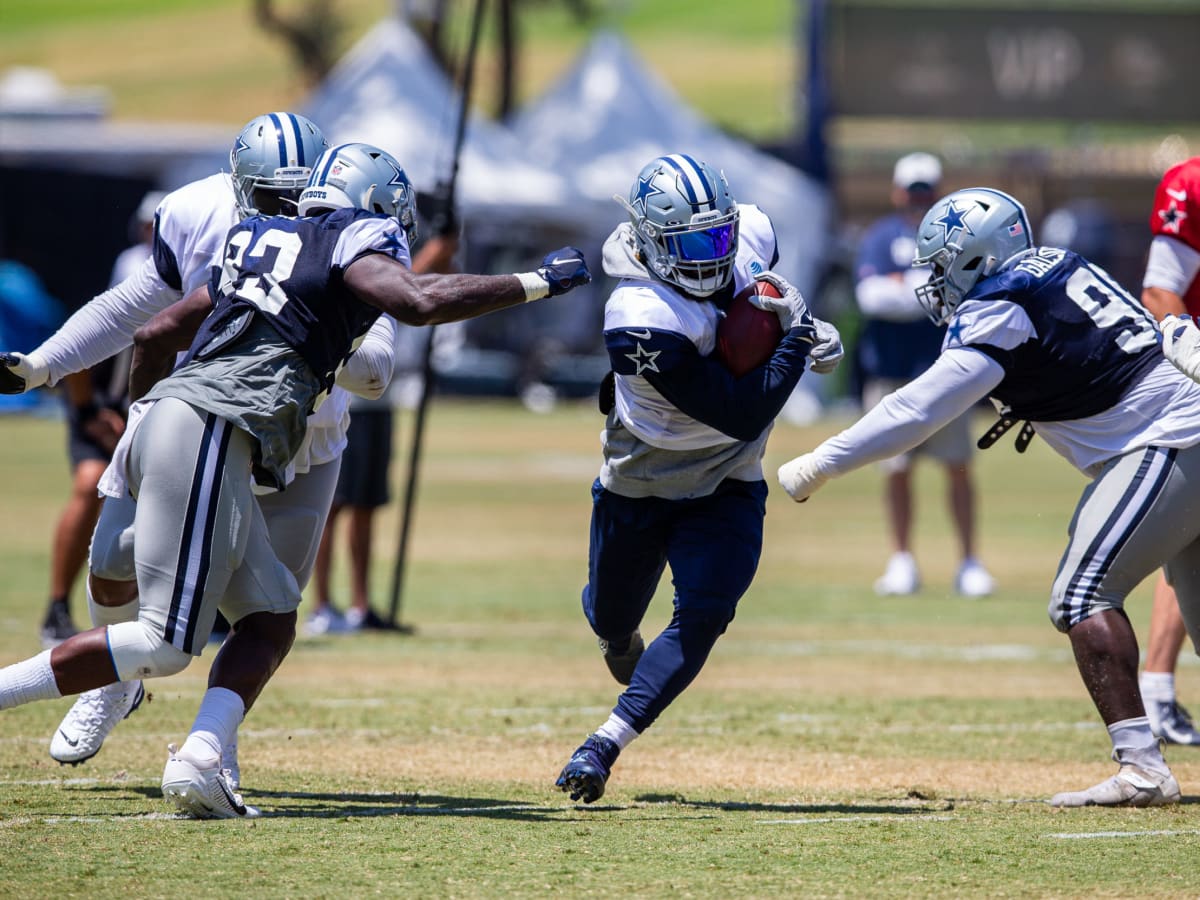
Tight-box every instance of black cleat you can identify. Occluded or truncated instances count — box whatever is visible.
[555,734,621,804]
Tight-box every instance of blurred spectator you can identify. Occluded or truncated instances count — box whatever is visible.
[1134,155,1200,746]
[40,191,160,645]
[0,252,64,414]
[308,231,459,635]
[853,152,994,598]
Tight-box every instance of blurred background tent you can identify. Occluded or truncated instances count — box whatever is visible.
[509,30,834,308]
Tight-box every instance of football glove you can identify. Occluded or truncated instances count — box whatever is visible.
[808,318,844,375]
[752,271,814,334]
[0,351,49,394]
[537,247,591,297]
[777,452,830,503]
[1160,315,1200,383]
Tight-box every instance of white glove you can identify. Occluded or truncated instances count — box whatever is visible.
[808,318,844,375]
[777,452,830,503]
[0,350,50,393]
[1161,315,1200,383]
[751,271,814,335]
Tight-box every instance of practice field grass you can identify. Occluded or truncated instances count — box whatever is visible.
[1,400,1199,897]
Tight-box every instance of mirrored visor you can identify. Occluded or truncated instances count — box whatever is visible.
[667,222,738,263]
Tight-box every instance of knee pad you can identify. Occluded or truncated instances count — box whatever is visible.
[106,620,193,681]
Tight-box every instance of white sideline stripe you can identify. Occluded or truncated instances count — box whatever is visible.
[761,815,956,826]
[0,777,105,786]
[1048,829,1200,840]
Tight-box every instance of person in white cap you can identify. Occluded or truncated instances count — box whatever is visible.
[851,152,994,598]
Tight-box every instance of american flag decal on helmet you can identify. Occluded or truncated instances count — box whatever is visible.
[1009,222,1024,237]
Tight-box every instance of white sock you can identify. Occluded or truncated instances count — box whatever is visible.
[0,650,62,709]
[595,713,639,750]
[88,584,139,629]
[1139,671,1176,704]
[1109,716,1170,776]
[179,687,245,764]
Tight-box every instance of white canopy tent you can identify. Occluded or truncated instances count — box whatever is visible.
[509,31,833,301]
[302,17,592,236]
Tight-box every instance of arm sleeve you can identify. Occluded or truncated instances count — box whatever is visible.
[1143,235,1200,295]
[855,269,930,321]
[813,347,1004,477]
[335,314,397,400]
[30,254,183,386]
[608,327,812,441]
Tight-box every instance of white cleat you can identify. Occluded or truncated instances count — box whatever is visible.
[161,744,260,819]
[955,558,995,598]
[1049,765,1181,808]
[874,552,920,596]
[49,680,145,765]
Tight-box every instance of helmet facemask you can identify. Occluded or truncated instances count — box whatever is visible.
[617,154,740,298]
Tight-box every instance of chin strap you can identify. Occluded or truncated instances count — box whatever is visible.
[977,410,1036,453]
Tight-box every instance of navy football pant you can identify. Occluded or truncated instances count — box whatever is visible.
[581,477,767,734]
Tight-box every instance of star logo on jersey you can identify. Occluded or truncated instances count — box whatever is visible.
[1160,200,1187,235]
[947,319,966,345]
[625,341,661,375]
[380,230,406,255]
[631,173,665,216]
[933,200,974,244]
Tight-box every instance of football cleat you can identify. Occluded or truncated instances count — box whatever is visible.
[955,558,995,598]
[161,744,260,820]
[874,552,920,596]
[40,600,79,649]
[1049,764,1181,808]
[1146,699,1200,746]
[598,630,644,685]
[555,734,621,804]
[50,680,145,765]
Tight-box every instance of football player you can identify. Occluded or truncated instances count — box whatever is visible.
[0,140,590,818]
[554,154,842,804]
[779,186,1200,807]
[1134,155,1200,747]
[0,113,368,800]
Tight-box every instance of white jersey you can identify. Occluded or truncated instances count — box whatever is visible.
[603,204,780,452]
[30,172,395,475]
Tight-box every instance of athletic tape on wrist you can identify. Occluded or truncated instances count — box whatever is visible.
[516,271,550,302]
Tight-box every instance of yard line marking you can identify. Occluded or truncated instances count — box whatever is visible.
[1048,829,1200,840]
[0,777,105,786]
[760,815,956,826]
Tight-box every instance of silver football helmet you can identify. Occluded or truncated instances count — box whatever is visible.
[298,142,418,246]
[616,154,739,297]
[913,187,1033,324]
[230,112,327,217]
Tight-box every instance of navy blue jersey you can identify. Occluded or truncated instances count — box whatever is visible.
[184,207,407,390]
[950,248,1161,421]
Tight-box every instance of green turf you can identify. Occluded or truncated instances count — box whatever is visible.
[1,400,1198,897]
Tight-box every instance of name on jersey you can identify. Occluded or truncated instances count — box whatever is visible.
[1014,247,1065,279]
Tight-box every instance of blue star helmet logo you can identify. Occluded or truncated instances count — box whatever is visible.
[384,157,409,190]
[934,200,975,245]
[233,136,251,162]
[631,171,666,216]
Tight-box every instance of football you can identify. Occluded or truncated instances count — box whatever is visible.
[715,281,785,377]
